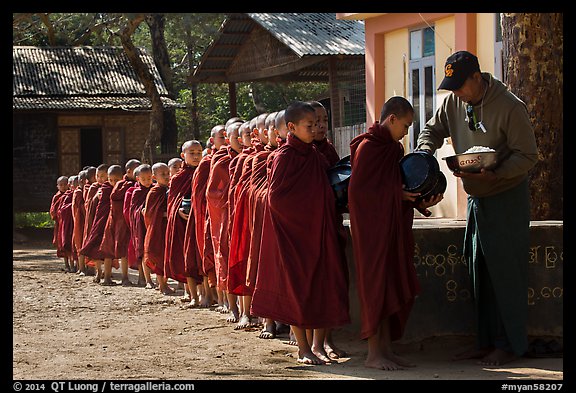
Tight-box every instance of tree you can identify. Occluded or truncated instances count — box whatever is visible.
[501,13,563,220]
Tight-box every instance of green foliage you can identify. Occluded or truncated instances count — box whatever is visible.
[14,212,54,228]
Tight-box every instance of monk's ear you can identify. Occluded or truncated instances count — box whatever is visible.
[209,136,215,145]
[287,121,296,133]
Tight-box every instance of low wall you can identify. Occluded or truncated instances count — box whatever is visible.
[342,219,563,342]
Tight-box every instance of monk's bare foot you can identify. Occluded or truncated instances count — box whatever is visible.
[259,322,276,339]
[161,286,175,295]
[92,274,101,284]
[219,304,230,314]
[478,348,518,366]
[234,315,253,330]
[297,350,326,365]
[324,342,347,360]
[145,282,157,289]
[100,278,116,286]
[287,330,298,346]
[226,309,240,323]
[182,298,199,309]
[312,346,334,364]
[180,294,191,303]
[365,355,402,371]
[121,278,133,287]
[136,279,146,287]
[385,351,415,367]
[199,295,211,308]
[453,346,493,361]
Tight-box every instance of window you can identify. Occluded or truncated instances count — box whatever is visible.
[408,27,436,152]
[494,13,504,82]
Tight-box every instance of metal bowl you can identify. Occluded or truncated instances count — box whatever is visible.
[443,151,498,173]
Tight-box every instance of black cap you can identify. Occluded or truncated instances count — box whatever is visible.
[438,51,480,91]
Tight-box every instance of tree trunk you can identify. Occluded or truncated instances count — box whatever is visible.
[147,13,178,155]
[501,13,563,220]
[118,14,164,164]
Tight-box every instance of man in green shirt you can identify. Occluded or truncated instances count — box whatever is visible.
[416,51,538,366]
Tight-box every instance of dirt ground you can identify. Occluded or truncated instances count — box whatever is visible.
[12,229,564,383]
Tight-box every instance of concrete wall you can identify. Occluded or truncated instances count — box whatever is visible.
[342,219,563,342]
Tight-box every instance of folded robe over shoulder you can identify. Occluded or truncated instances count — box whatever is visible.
[80,181,113,261]
[50,190,66,257]
[129,182,152,267]
[250,133,350,329]
[164,165,196,283]
[143,183,168,276]
[206,146,239,290]
[313,137,340,167]
[99,176,134,259]
[57,189,75,256]
[347,121,421,341]
[71,186,86,254]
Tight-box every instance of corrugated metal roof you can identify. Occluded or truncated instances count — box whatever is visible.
[191,13,364,83]
[248,13,364,57]
[13,46,182,110]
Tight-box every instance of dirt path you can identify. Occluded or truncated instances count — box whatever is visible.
[12,233,563,382]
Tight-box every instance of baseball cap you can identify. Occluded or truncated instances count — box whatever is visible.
[438,51,481,91]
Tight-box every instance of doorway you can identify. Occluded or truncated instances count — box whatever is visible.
[80,128,103,168]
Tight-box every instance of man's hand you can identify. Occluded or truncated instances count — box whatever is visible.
[402,188,421,202]
[178,208,189,221]
[453,168,496,181]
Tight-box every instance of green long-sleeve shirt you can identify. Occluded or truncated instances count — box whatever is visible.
[416,73,538,197]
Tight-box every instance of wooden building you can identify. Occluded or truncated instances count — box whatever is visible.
[13,46,182,212]
[190,13,367,158]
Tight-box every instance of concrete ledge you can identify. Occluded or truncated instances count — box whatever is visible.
[342,219,563,342]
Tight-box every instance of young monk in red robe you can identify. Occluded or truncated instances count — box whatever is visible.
[206,121,243,319]
[81,166,104,273]
[228,113,268,330]
[250,101,350,365]
[57,176,76,272]
[99,159,140,286]
[190,125,228,309]
[348,96,442,371]
[128,164,154,288]
[246,111,285,339]
[309,100,348,360]
[143,163,172,294]
[164,140,203,303]
[72,170,88,275]
[309,101,340,167]
[79,164,114,283]
[50,176,69,268]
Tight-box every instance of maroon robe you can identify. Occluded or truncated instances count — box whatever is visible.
[82,183,101,249]
[57,189,74,257]
[50,190,66,257]
[206,145,239,290]
[143,183,168,275]
[99,176,134,259]
[124,185,138,270]
[314,137,340,167]
[348,121,421,340]
[71,186,86,255]
[245,145,275,288]
[164,164,196,283]
[80,181,113,261]
[250,133,350,329]
[129,182,152,268]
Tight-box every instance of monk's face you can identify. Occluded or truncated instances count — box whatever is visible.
[211,127,227,150]
[288,111,316,144]
[240,125,252,147]
[181,144,203,167]
[56,179,68,192]
[312,106,329,141]
[96,169,108,184]
[169,160,182,177]
[137,171,153,188]
[153,166,170,187]
[388,112,414,142]
[108,173,122,187]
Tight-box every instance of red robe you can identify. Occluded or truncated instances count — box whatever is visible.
[164,164,196,283]
[143,183,168,275]
[347,121,421,340]
[79,181,113,261]
[82,183,101,249]
[124,186,138,270]
[250,133,350,329]
[99,176,134,259]
[206,145,239,290]
[50,190,66,257]
[245,145,276,288]
[71,186,86,255]
[57,189,75,257]
[129,182,152,268]
[314,137,340,167]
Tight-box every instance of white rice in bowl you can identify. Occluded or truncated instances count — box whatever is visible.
[464,145,495,154]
